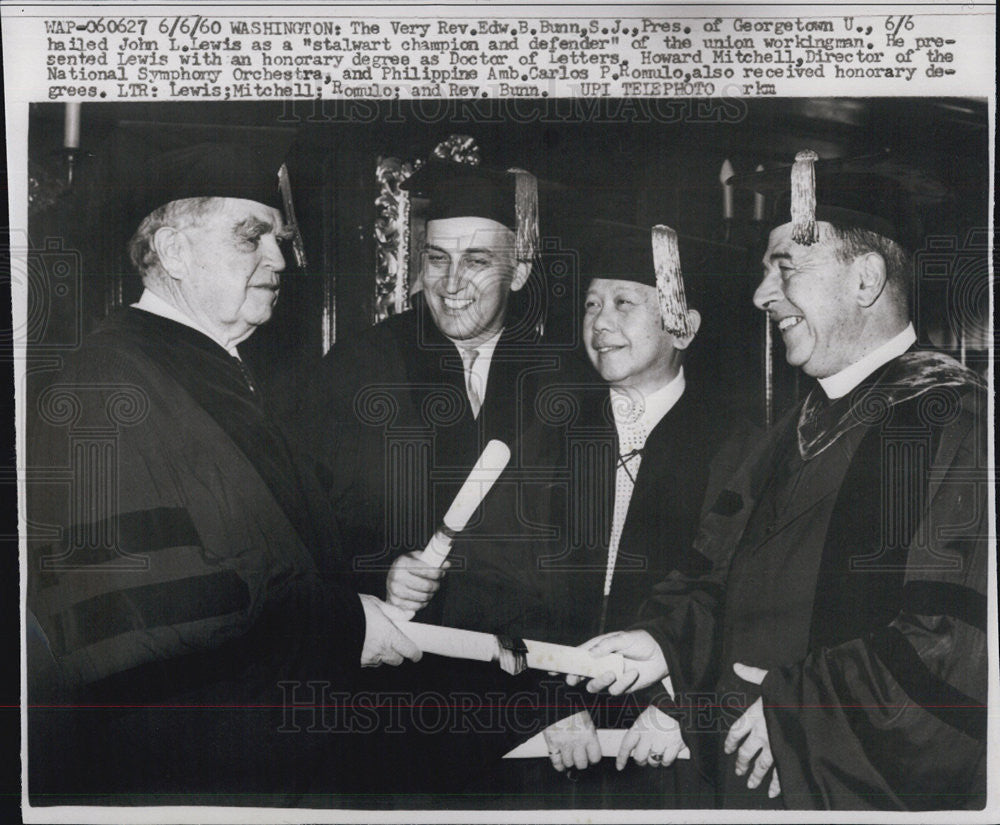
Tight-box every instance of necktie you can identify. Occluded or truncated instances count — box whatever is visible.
[603,413,647,605]
[461,347,482,418]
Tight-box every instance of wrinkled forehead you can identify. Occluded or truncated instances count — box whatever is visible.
[425,216,515,252]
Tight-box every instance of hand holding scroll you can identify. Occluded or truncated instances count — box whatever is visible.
[542,710,601,773]
[616,705,690,771]
[386,440,510,618]
[566,630,668,695]
[386,552,450,613]
[358,593,422,667]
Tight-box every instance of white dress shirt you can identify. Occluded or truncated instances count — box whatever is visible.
[604,368,687,598]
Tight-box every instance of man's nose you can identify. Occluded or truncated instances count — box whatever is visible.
[443,258,465,292]
[590,303,614,332]
[753,270,781,311]
[262,236,286,272]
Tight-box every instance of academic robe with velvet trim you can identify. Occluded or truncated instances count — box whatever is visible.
[427,376,754,644]
[635,351,988,810]
[550,381,753,810]
[26,308,366,807]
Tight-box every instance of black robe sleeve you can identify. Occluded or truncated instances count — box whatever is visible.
[28,341,365,693]
[28,335,368,803]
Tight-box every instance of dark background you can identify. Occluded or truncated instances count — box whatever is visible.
[24,97,991,427]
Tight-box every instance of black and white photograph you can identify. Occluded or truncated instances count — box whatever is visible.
[4,3,996,822]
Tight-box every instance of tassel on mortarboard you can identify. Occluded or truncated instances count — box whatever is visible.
[277,163,308,269]
[508,167,538,263]
[651,224,693,337]
[790,149,820,246]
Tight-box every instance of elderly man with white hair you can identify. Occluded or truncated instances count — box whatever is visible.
[27,141,419,807]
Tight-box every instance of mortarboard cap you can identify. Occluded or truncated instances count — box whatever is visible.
[401,157,539,261]
[728,150,947,251]
[576,220,694,337]
[578,221,656,288]
[128,140,288,228]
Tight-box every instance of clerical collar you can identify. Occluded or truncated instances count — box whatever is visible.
[818,324,916,400]
[610,367,686,435]
[133,289,241,359]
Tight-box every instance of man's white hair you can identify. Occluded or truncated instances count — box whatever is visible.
[128,197,227,284]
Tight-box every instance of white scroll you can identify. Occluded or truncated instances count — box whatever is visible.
[522,638,626,681]
[395,620,627,680]
[503,729,690,760]
[418,438,511,567]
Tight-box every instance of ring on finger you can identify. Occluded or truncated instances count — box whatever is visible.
[648,751,664,764]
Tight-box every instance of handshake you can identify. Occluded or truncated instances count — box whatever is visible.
[365,543,674,686]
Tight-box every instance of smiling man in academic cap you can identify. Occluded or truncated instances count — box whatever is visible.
[570,152,989,810]
[26,141,420,807]
[295,154,598,798]
[474,221,753,809]
[298,155,582,632]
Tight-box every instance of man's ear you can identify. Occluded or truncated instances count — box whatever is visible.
[672,308,701,350]
[509,260,532,292]
[855,252,887,308]
[150,226,190,281]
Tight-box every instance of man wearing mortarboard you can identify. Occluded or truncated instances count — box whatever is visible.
[296,153,596,797]
[26,140,420,807]
[299,155,574,608]
[468,222,755,808]
[569,152,988,810]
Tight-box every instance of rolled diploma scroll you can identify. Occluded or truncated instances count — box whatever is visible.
[503,728,690,760]
[396,621,627,680]
[419,439,511,567]
[523,639,626,680]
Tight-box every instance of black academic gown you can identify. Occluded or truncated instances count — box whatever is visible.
[297,293,574,598]
[442,378,754,809]
[295,294,593,804]
[549,381,750,640]
[27,308,366,807]
[636,351,988,810]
